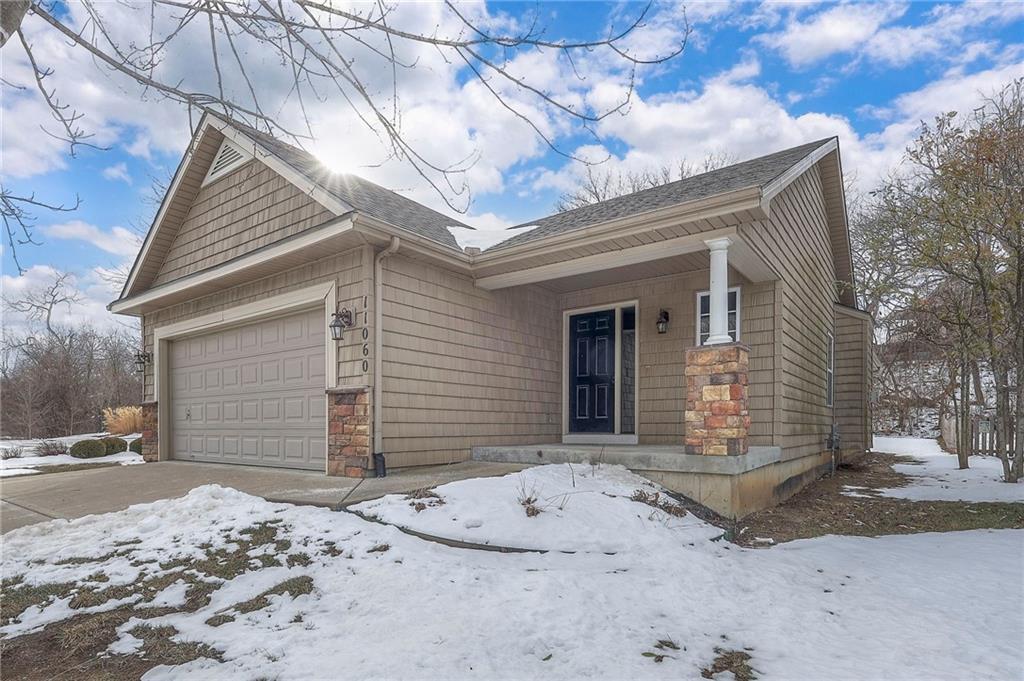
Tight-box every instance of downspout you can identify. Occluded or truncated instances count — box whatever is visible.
[373,236,400,477]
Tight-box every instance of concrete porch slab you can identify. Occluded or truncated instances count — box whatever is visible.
[472,444,782,475]
[0,460,528,534]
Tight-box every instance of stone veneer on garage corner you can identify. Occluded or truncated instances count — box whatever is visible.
[140,401,159,463]
[683,343,751,456]
[327,387,371,477]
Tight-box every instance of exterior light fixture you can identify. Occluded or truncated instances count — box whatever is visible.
[134,351,152,374]
[329,307,353,341]
[656,309,670,334]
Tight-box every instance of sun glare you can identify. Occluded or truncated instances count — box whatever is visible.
[314,152,351,175]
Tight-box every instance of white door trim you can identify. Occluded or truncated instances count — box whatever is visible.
[152,282,337,472]
[561,300,640,445]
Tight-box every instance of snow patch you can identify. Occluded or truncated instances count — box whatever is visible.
[352,463,723,552]
[446,224,538,251]
[871,436,1022,502]
[0,433,143,476]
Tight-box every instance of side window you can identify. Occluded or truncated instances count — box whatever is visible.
[697,288,740,345]
[826,330,835,407]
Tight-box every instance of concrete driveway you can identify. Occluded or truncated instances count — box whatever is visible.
[0,460,526,534]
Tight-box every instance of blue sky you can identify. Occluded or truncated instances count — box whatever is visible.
[2,1,1023,328]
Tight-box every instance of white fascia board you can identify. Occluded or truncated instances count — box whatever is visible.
[761,138,838,204]
[121,114,215,298]
[473,186,763,266]
[475,226,740,290]
[109,216,354,315]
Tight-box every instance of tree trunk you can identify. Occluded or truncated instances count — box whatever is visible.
[1013,339,1023,483]
[958,360,970,469]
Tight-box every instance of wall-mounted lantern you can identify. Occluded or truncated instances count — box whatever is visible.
[656,309,670,334]
[134,351,152,374]
[329,307,354,341]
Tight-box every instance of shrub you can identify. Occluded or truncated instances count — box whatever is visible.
[1,446,23,460]
[101,437,128,455]
[102,406,143,436]
[129,438,143,455]
[69,440,107,459]
[36,440,69,457]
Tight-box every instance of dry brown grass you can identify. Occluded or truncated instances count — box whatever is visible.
[736,453,1024,545]
[701,648,758,680]
[102,406,143,435]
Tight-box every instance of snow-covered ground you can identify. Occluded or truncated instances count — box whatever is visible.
[0,432,143,478]
[870,436,1023,503]
[2,468,1021,680]
[353,464,724,551]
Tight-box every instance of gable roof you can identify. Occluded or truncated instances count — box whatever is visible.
[117,115,854,309]
[489,139,834,251]
[227,118,470,249]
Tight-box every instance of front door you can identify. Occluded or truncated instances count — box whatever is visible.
[569,310,615,433]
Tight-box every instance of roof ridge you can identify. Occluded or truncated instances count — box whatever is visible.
[510,137,835,230]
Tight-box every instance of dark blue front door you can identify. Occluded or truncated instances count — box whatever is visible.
[569,310,615,433]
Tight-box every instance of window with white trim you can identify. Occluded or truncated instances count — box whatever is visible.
[696,287,740,345]
[202,139,250,186]
[825,330,835,407]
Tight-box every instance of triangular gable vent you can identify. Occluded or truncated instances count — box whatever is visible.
[202,138,251,186]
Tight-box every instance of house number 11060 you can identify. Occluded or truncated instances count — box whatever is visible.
[361,295,370,374]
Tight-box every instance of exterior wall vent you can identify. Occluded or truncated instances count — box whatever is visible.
[202,138,251,186]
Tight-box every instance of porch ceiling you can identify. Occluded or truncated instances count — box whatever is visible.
[536,251,710,292]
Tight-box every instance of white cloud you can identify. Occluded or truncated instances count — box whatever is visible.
[42,221,142,258]
[1,265,132,335]
[759,2,906,67]
[759,1,1024,69]
[102,162,132,184]
[537,58,1024,198]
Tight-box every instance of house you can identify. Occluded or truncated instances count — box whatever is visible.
[110,113,872,519]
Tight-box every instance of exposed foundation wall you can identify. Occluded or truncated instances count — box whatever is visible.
[379,254,562,468]
[739,165,839,461]
[557,269,776,447]
[642,451,832,520]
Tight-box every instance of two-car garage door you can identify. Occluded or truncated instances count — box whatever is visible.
[169,308,326,470]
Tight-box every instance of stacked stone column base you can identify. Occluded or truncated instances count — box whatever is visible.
[684,343,751,456]
[327,387,371,477]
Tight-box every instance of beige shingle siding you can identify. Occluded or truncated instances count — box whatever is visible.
[151,160,334,286]
[142,246,370,401]
[740,163,838,461]
[380,255,562,468]
[558,270,775,447]
[834,305,873,459]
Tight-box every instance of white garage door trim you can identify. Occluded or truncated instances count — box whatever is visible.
[153,282,337,474]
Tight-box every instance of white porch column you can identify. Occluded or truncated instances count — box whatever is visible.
[704,237,733,345]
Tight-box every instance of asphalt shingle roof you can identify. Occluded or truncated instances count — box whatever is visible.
[232,120,470,250]
[488,138,834,251]
[228,114,832,255]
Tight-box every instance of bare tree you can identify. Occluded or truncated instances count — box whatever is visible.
[2,271,82,341]
[2,1,689,267]
[556,152,734,211]
[877,79,1023,482]
[1,269,142,438]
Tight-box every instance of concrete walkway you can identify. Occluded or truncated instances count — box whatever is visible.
[0,460,527,534]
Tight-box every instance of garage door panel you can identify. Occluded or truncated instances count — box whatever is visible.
[170,307,325,470]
